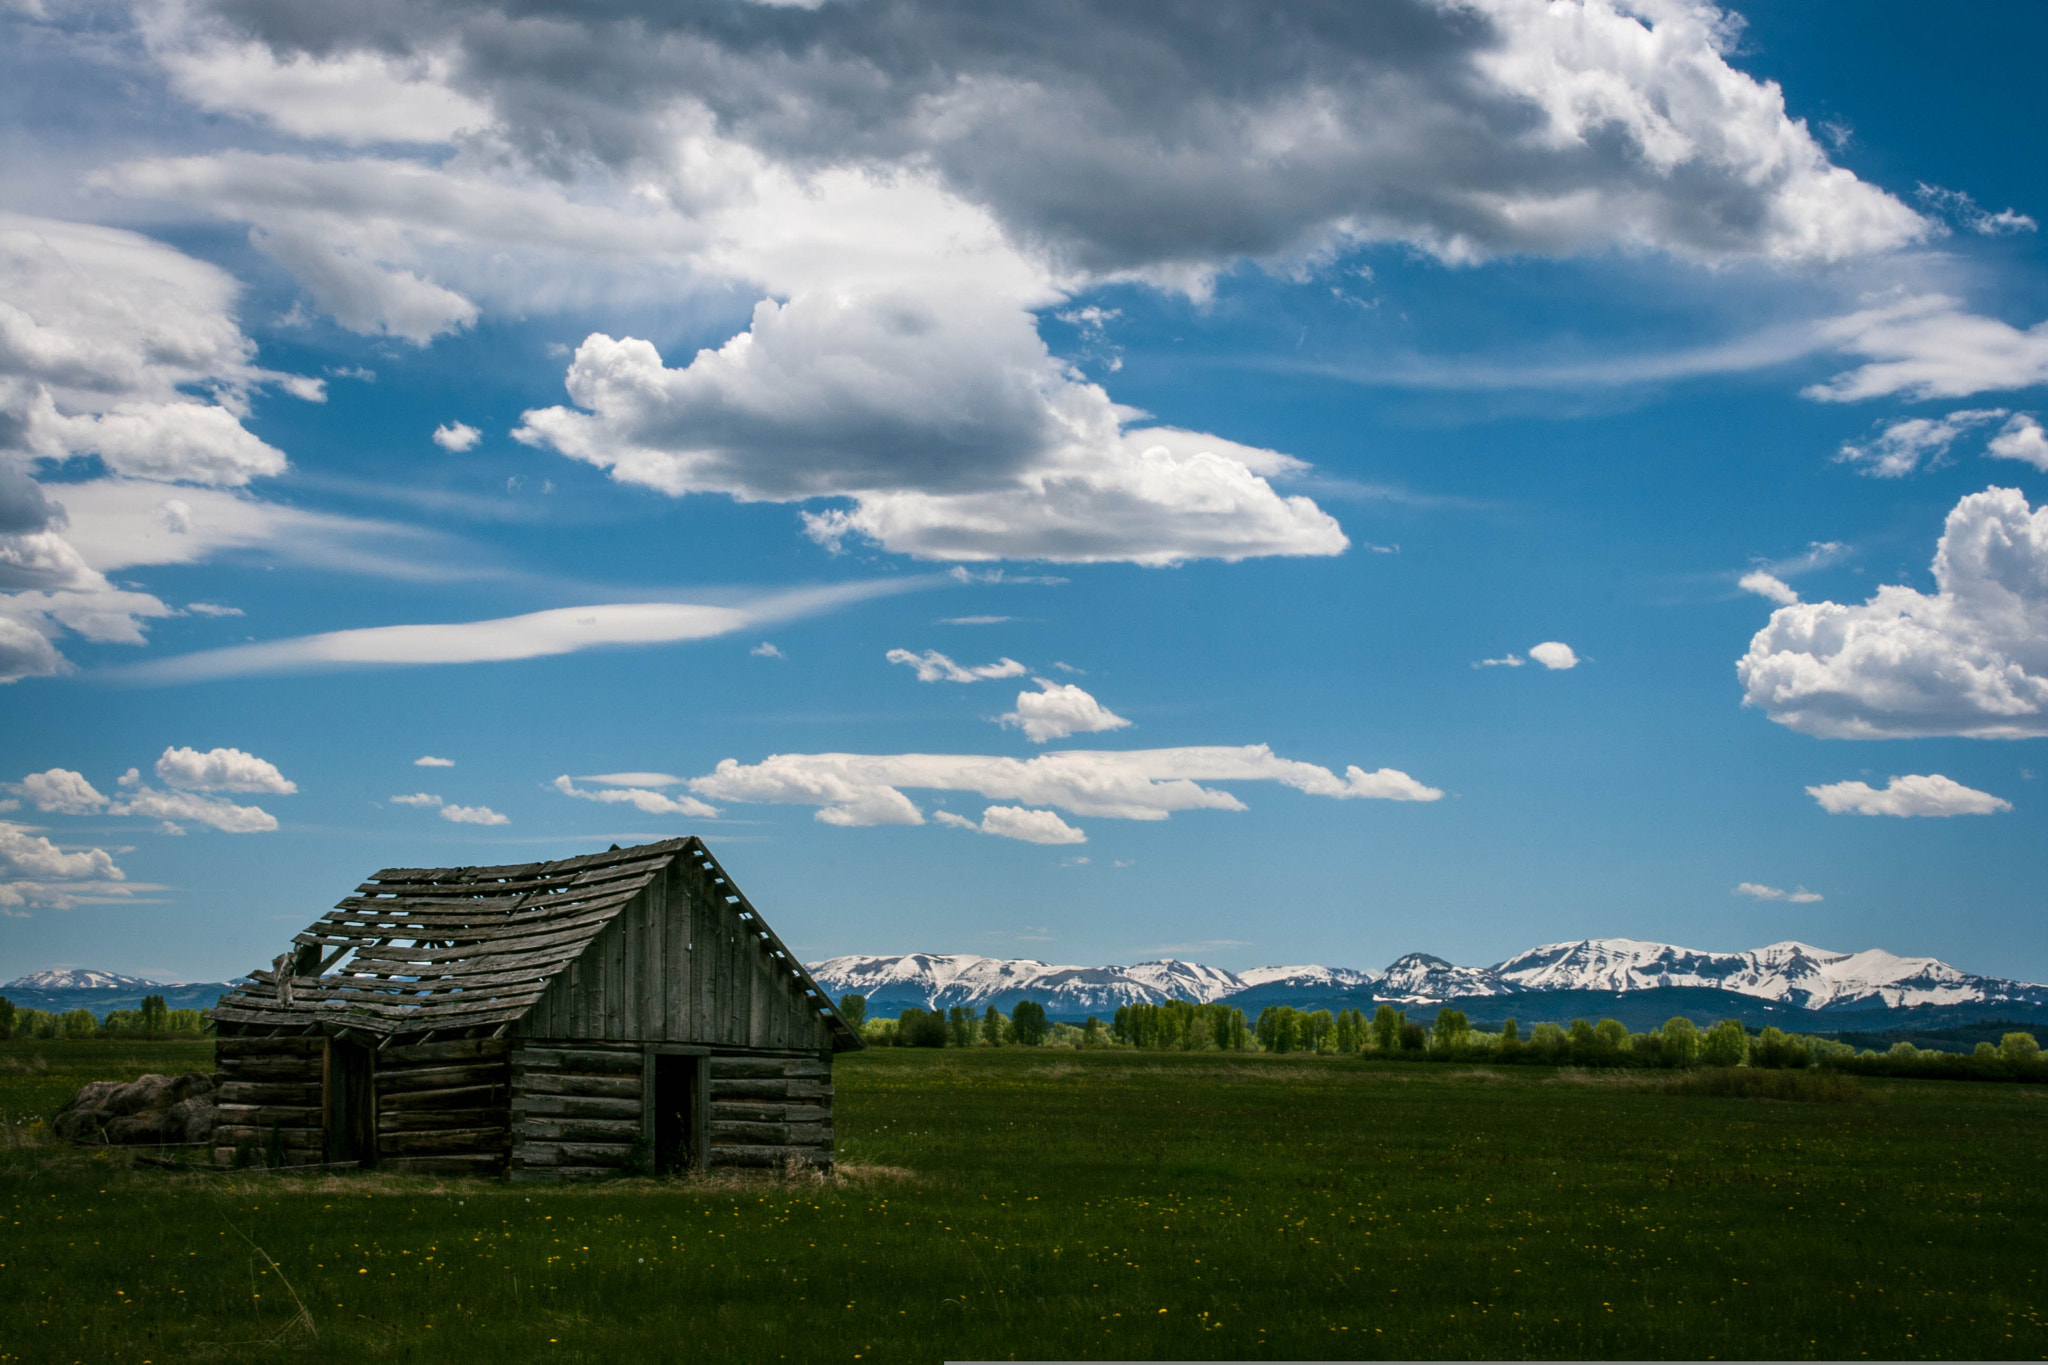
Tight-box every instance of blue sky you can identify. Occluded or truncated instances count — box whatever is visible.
[3,0,2046,985]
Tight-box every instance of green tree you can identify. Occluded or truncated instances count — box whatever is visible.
[1660,1017,1700,1066]
[0,995,13,1040]
[948,1006,975,1048]
[1500,1018,1520,1045]
[1529,1021,1567,1057]
[837,993,867,1030]
[1751,1026,1809,1069]
[60,1008,99,1039]
[140,993,169,1033]
[1431,1008,1470,1052]
[1306,1009,1336,1053]
[982,1005,1005,1047]
[1010,1000,1049,1046]
[2001,1031,2042,1061]
[1082,1015,1105,1048]
[1371,1004,1402,1053]
[898,1006,948,1047]
[1701,1019,1749,1067]
[1975,1040,1999,1057]
[1398,1019,1427,1053]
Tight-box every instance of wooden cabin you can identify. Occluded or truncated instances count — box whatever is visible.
[208,837,859,1180]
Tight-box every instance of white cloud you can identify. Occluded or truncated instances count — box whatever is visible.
[552,774,717,819]
[999,680,1132,743]
[1835,409,2007,478]
[1734,882,1823,903]
[941,616,1015,626]
[887,649,1028,684]
[414,755,455,767]
[440,803,509,826]
[1474,654,1525,669]
[185,602,243,617]
[1806,774,2012,818]
[688,744,1442,828]
[977,806,1087,845]
[579,772,682,787]
[12,769,107,815]
[1528,642,1580,670]
[0,821,131,911]
[1916,185,2038,237]
[1739,571,1799,606]
[749,642,785,659]
[1806,295,2048,402]
[1739,487,2048,738]
[108,785,279,833]
[116,580,925,683]
[1988,414,2048,472]
[432,421,482,452]
[389,792,441,807]
[154,745,296,794]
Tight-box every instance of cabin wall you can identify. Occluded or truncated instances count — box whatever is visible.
[213,1037,325,1168]
[509,1040,834,1181]
[373,1038,512,1175]
[516,864,837,1052]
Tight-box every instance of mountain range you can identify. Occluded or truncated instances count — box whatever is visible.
[807,939,2048,1028]
[1,969,238,1015]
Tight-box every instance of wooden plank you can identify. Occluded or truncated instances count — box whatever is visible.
[218,1055,328,1081]
[375,1063,509,1093]
[378,1128,512,1155]
[379,1038,511,1065]
[214,1103,322,1126]
[511,1116,642,1143]
[517,1073,640,1100]
[511,1094,641,1120]
[512,1046,645,1074]
[710,1057,826,1080]
[360,851,678,899]
[379,1084,505,1111]
[708,1144,828,1168]
[216,1037,325,1058]
[217,1081,322,1106]
[512,1141,637,1168]
[512,1165,626,1183]
[213,1126,324,1148]
[379,1106,505,1133]
[715,1102,832,1125]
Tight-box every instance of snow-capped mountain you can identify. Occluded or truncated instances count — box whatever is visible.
[1493,938,2036,1011]
[3,968,165,991]
[806,940,2048,1018]
[809,954,1260,1014]
[1372,953,1515,1003]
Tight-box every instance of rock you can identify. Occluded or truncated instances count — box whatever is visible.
[54,1072,218,1145]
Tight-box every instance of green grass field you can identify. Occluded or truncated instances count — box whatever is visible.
[3,1040,2045,1362]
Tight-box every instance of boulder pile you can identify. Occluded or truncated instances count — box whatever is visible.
[53,1072,217,1145]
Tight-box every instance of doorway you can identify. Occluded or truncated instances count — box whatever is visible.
[326,1040,376,1167]
[649,1051,706,1175]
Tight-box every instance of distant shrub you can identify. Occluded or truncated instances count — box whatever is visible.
[837,994,867,1030]
[2001,1032,2041,1062]
[1665,1069,1862,1103]
[1010,1000,1049,1047]
[896,1007,949,1048]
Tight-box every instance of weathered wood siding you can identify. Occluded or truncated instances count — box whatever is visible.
[373,1038,511,1176]
[707,1051,834,1170]
[515,862,836,1052]
[213,1037,325,1168]
[510,1040,645,1181]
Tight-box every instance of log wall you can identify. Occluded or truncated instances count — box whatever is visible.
[213,1036,325,1168]
[373,1037,512,1176]
[707,1051,835,1170]
[508,1041,835,1180]
[510,1039,646,1181]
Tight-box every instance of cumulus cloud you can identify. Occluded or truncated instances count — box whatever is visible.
[432,421,481,452]
[116,580,925,683]
[389,792,441,806]
[153,745,295,793]
[11,769,108,815]
[440,803,509,825]
[971,806,1089,845]
[1734,881,1823,903]
[1739,487,2048,738]
[517,329,1348,565]
[1806,774,2012,818]
[1806,295,2048,403]
[688,744,1442,828]
[1987,415,2048,472]
[0,821,131,912]
[999,680,1132,743]
[552,774,717,819]
[749,642,784,659]
[1835,409,2008,478]
[886,649,1028,684]
[108,785,279,833]
[1528,642,1580,670]
[414,755,455,767]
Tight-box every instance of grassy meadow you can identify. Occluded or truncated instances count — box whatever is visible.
[2,1039,2045,1362]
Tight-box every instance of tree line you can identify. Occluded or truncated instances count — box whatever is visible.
[837,992,2048,1078]
[0,995,211,1040]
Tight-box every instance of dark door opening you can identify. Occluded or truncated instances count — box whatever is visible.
[650,1053,701,1175]
[326,1040,376,1167]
